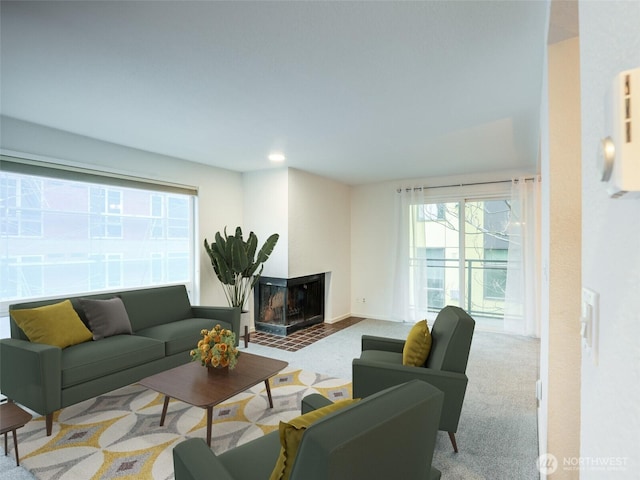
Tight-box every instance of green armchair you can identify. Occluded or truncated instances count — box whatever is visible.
[173,380,444,480]
[352,305,475,453]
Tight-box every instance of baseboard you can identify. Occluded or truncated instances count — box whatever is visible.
[324,313,352,324]
[326,313,396,324]
[348,312,393,322]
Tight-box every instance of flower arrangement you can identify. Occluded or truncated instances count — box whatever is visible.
[190,324,240,369]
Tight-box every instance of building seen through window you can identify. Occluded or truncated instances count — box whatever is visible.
[410,199,510,319]
[0,171,195,311]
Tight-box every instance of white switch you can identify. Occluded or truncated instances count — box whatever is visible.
[580,312,590,341]
[581,288,599,365]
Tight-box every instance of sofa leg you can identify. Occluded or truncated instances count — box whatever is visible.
[46,413,53,436]
[448,431,458,453]
[244,325,249,348]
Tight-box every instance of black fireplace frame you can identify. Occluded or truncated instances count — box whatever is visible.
[254,273,325,336]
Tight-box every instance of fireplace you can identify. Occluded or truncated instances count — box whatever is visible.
[254,273,325,336]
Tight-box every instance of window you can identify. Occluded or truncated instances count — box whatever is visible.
[148,195,189,239]
[151,253,163,282]
[417,203,445,221]
[1,255,43,299]
[167,197,189,238]
[150,195,164,238]
[89,254,123,290]
[1,162,196,314]
[1,176,43,236]
[484,249,508,299]
[411,198,511,319]
[421,247,446,309]
[90,187,123,238]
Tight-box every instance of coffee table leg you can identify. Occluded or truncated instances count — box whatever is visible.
[206,406,213,447]
[160,396,170,426]
[264,379,274,408]
[12,430,19,466]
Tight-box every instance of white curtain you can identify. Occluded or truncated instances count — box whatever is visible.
[391,187,429,323]
[503,177,541,337]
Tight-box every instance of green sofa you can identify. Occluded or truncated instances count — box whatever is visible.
[173,380,444,480]
[0,284,240,436]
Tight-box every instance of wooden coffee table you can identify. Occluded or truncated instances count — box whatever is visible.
[139,353,288,447]
[0,402,32,466]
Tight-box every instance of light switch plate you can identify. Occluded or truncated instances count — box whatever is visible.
[581,287,599,365]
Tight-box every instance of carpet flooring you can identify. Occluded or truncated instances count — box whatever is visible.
[1,318,541,480]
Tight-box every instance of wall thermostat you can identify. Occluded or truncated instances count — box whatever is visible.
[598,67,640,198]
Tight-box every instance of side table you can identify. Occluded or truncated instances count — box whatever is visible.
[0,402,32,466]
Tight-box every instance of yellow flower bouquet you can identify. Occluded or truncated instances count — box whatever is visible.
[190,324,240,369]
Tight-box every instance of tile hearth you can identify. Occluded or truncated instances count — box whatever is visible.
[249,317,364,352]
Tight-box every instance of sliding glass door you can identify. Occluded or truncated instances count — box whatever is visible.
[412,202,460,312]
[463,200,510,318]
[412,198,510,321]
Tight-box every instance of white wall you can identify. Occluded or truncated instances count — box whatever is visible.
[579,2,640,477]
[241,168,289,332]
[0,116,244,307]
[288,168,352,322]
[243,168,289,279]
[350,181,397,319]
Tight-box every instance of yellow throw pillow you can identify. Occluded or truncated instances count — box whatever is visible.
[269,398,359,480]
[402,319,432,366]
[10,300,93,349]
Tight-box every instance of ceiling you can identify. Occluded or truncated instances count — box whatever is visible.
[1,0,552,185]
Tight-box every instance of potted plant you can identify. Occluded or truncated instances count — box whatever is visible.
[204,226,279,311]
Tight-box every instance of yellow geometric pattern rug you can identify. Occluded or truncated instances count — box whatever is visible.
[14,368,351,480]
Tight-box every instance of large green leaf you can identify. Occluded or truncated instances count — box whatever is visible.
[230,236,249,273]
[213,231,226,256]
[212,248,234,285]
[203,238,213,260]
[234,226,244,242]
[204,239,223,283]
[250,264,265,289]
[245,233,258,273]
[204,227,279,309]
[256,233,280,263]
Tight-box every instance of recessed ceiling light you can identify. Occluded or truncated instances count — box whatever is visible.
[268,153,286,162]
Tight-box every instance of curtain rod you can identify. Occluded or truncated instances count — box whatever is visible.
[397,176,538,193]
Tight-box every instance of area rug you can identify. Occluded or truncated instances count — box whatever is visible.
[15,368,351,480]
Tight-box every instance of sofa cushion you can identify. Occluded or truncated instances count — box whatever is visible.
[403,319,432,366]
[119,285,193,331]
[10,299,93,349]
[80,297,133,340]
[359,349,404,365]
[61,335,165,387]
[135,317,230,356]
[270,398,359,480]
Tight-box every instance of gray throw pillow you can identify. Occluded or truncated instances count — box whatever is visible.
[80,297,133,340]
